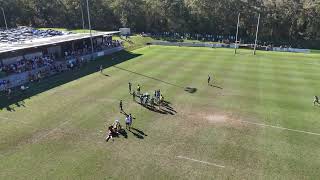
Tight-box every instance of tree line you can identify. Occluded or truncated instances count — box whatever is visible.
[0,0,320,48]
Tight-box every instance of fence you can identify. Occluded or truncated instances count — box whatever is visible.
[151,41,310,53]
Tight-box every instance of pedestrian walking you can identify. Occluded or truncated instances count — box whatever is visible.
[128,82,132,94]
[132,91,136,101]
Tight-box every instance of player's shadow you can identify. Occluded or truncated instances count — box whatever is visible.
[130,128,147,139]
[138,100,177,115]
[131,128,148,136]
[118,129,128,139]
[184,87,197,93]
[101,72,110,77]
[209,84,223,89]
[162,101,177,113]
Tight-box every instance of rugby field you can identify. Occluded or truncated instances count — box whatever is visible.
[1,46,320,179]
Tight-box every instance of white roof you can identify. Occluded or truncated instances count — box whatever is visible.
[0,31,120,54]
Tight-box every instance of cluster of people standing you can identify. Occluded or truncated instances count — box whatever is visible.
[105,82,167,142]
[130,83,164,108]
[0,55,55,75]
[106,112,133,142]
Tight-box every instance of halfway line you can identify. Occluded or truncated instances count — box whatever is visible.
[176,156,225,168]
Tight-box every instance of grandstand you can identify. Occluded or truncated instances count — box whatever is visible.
[0,28,122,90]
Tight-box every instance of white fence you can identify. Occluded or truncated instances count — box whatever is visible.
[272,47,310,53]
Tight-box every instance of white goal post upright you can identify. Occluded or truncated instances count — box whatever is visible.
[253,13,260,55]
[234,13,240,54]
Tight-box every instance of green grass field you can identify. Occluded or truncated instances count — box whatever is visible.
[1,46,320,179]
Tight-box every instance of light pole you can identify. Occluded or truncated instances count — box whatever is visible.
[86,0,94,54]
[1,7,8,30]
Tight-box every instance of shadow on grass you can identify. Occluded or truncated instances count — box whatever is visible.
[118,129,128,139]
[209,84,223,89]
[184,87,197,93]
[118,111,147,139]
[130,127,147,139]
[137,99,177,116]
[0,50,142,111]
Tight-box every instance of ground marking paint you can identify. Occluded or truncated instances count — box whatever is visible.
[236,120,320,136]
[176,155,225,168]
[35,120,71,141]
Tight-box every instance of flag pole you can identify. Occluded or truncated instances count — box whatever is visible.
[253,13,260,55]
[235,13,240,54]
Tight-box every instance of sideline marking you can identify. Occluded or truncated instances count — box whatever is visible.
[176,155,225,168]
[237,120,320,136]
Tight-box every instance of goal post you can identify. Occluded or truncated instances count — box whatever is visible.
[234,13,240,54]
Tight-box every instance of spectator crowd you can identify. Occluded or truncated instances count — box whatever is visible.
[0,55,56,75]
[65,40,122,60]
[0,38,123,94]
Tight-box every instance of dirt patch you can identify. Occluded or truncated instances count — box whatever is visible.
[176,105,250,130]
[206,114,228,123]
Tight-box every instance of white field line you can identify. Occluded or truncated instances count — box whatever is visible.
[176,155,225,168]
[0,116,9,120]
[236,120,320,136]
[34,120,71,142]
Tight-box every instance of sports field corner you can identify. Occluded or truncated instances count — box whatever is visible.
[1,45,320,179]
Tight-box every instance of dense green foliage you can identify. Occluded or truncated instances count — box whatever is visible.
[1,0,320,47]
